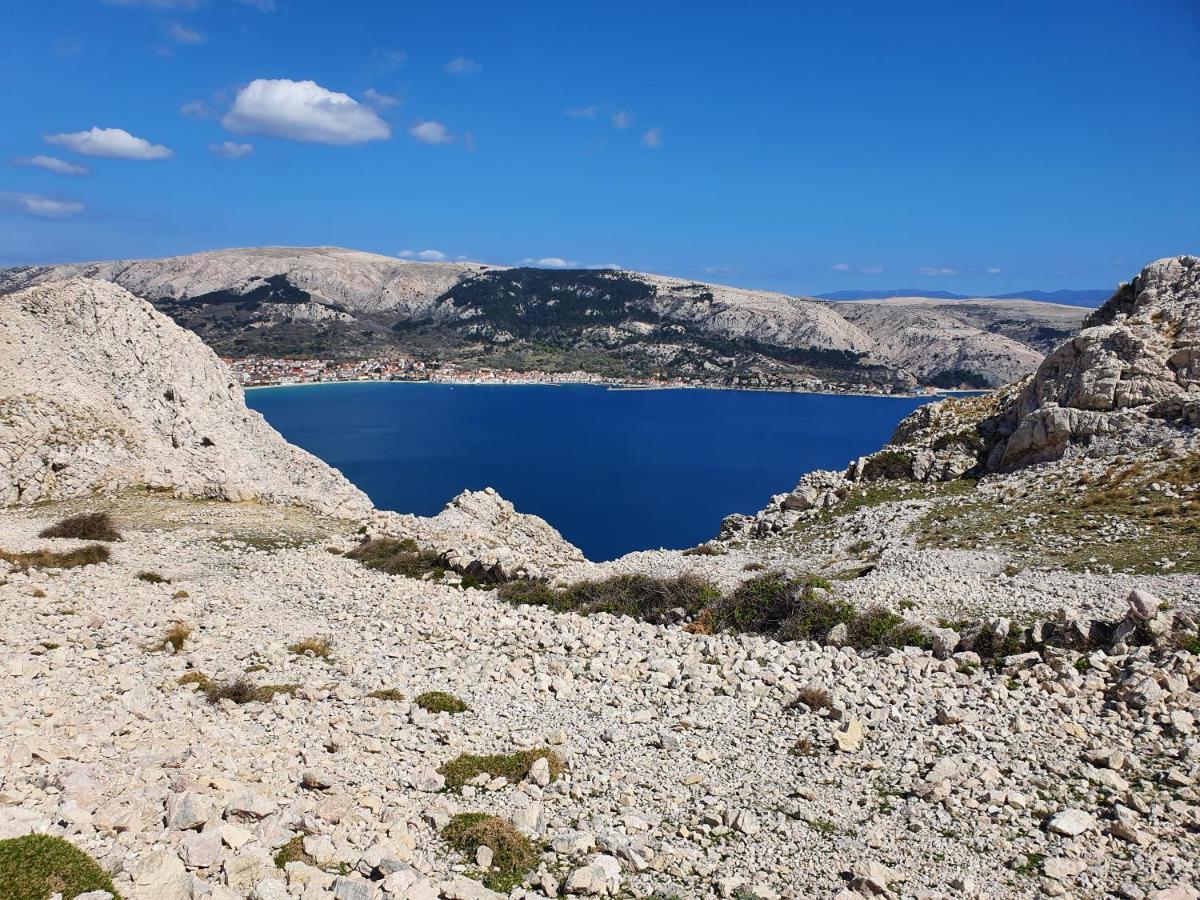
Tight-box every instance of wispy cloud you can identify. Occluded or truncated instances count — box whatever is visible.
[101,0,200,8]
[398,249,448,261]
[14,155,90,175]
[45,126,172,160]
[1,192,85,219]
[641,128,662,148]
[363,88,399,108]
[180,100,210,118]
[444,56,481,75]
[918,265,957,276]
[831,263,851,272]
[565,105,597,119]
[860,264,884,274]
[166,21,203,44]
[987,266,1002,274]
[209,141,253,159]
[408,120,453,145]
[234,0,275,10]
[522,257,578,268]
[369,48,407,74]
[610,110,634,129]
[222,79,390,145]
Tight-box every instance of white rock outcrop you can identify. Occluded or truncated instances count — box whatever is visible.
[0,277,371,516]
[987,255,1200,469]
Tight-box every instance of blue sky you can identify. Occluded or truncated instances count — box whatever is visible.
[2,0,1197,294]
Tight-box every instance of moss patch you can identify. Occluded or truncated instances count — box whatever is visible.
[415,691,468,714]
[439,748,564,790]
[0,833,119,900]
[441,813,538,893]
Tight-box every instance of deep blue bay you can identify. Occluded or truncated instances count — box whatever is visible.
[246,383,932,561]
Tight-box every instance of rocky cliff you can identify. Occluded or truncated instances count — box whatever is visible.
[0,246,1085,387]
[0,277,373,516]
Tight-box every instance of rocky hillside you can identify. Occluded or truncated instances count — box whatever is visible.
[0,247,1086,387]
[0,277,371,517]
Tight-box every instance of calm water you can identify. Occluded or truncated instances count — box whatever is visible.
[246,383,931,560]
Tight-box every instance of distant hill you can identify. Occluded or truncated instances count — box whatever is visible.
[0,246,1090,389]
[819,288,1110,307]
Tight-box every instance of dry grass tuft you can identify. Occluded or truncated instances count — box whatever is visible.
[152,622,192,654]
[287,637,332,659]
[368,688,406,702]
[441,813,537,893]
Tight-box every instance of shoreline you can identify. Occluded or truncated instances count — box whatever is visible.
[243,378,969,401]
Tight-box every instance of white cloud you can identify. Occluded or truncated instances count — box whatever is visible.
[918,266,957,276]
[522,257,577,268]
[987,267,1002,274]
[831,263,851,272]
[641,128,662,148]
[14,155,90,175]
[703,265,735,276]
[209,141,253,158]
[397,249,448,261]
[234,0,275,10]
[167,21,203,43]
[444,56,481,75]
[408,120,453,145]
[586,263,622,270]
[222,79,390,145]
[610,110,633,129]
[45,126,172,160]
[565,105,596,119]
[362,88,399,108]
[1,192,85,219]
[861,264,884,274]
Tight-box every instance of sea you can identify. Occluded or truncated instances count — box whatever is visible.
[246,383,934,561]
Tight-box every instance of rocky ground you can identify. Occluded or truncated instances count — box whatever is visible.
[1,493,1199,900]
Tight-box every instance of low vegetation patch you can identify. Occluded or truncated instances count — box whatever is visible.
[345,537,446,579]
[439,748,564,790]
[498,573,719,625]
[136,571,168,584]
[151,622,192,654]
[861,449,913,481]
[38,511,122,542]
[0,544,110,571]
[415,691,468,714]
[441,813,538,893]
[0,833,120,900]
[682,544,726,557]
[180,673,299,705]
[367,688,406,702]
[500,570,926,651]
[288,637,332,659]
[272,836,314,869]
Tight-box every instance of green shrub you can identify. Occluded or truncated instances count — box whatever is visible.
[0,545,110,571]
[136,571,168,584]
[707,572,851,642]
[439,748,565,790]
[288,637,332,659]
[861,449,913,481]
[0,833,119,900]
[497,579,561,608]
[273,835,314,869]
[441,813,538,893]
[682,544,725,556]
[38,512,122,542]
[345,538,445,579]
[415,691,468,714]
[565,573,718,623]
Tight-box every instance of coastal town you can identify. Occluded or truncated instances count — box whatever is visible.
[224,354,935,396]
